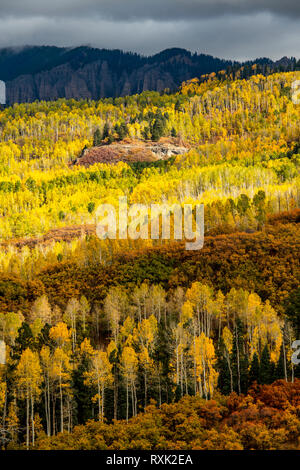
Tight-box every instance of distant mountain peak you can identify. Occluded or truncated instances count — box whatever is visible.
[1,45,233,104]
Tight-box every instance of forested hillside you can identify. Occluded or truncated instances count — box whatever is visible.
[34,380,300,450]
[0,70,299,449]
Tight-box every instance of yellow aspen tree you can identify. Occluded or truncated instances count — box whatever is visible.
[120,316,135,346]
[180,301,195,394]
[173,322,191,397]
[247,292,263,358]
[6,400,19,445]
[40,346,52,436]
[79,296,90,334]
[107,339,119,420]
[80,338,95,357]
[261,300,282,363]
[30,295,52,325]
[222,326,233,393]
[190,333,218,400]
[84,350,113,421]
[186,282,214,337]
[0,377,6,428]
[64,298,80,352]
[135,314,158,406]
[104,287,128,420]
[131,282,150,322]
[49,322,71,349]
[104,287,128,343]
[215,290,225,339]
[31,318,45,339]
[181,300,193,324]
[2,312,24,346]
[51,347,72,434]
[120,346,138,421]
[226,288,248,394]
[149,285,167,324]
[16,348,42,448]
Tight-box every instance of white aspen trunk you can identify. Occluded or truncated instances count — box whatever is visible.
[193,337,197,395]
[235,326,241,394]
[158,375,162,407]
[31,395,35,446]
[131,382,134,417]
[101,383,104,421]
[52,395,56,436]
[134,383,137,416]
[226,351,233,393]
[144,372,147,408]
[47,378,51,436]
[282,337,288,382]
[126,379,129,422]
[97,377,101,421]
[26,395,30,449]
[202,358,208,400]
[59,374,64,433]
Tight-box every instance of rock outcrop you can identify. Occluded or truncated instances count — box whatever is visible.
[73,139,189,168]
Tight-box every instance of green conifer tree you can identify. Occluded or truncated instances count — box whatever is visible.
[260,345,273,384]
[249,352,260,385]
[93,128,102,146]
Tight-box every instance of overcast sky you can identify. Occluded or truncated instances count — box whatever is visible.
[0,1,299,60]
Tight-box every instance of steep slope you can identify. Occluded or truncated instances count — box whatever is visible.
[0,46,235,104]
[2,46,298,104]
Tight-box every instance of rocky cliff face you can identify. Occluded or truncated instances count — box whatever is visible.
[1,46,297,105]
[1,46,233,104]
[73,139,189,167]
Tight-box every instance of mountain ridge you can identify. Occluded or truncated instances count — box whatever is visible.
[0,45,298,104]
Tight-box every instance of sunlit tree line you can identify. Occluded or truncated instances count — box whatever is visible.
[0,280,296,448]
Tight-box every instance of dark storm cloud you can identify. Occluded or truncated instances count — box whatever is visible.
[0,1,299,60]
[1,0,300,21]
